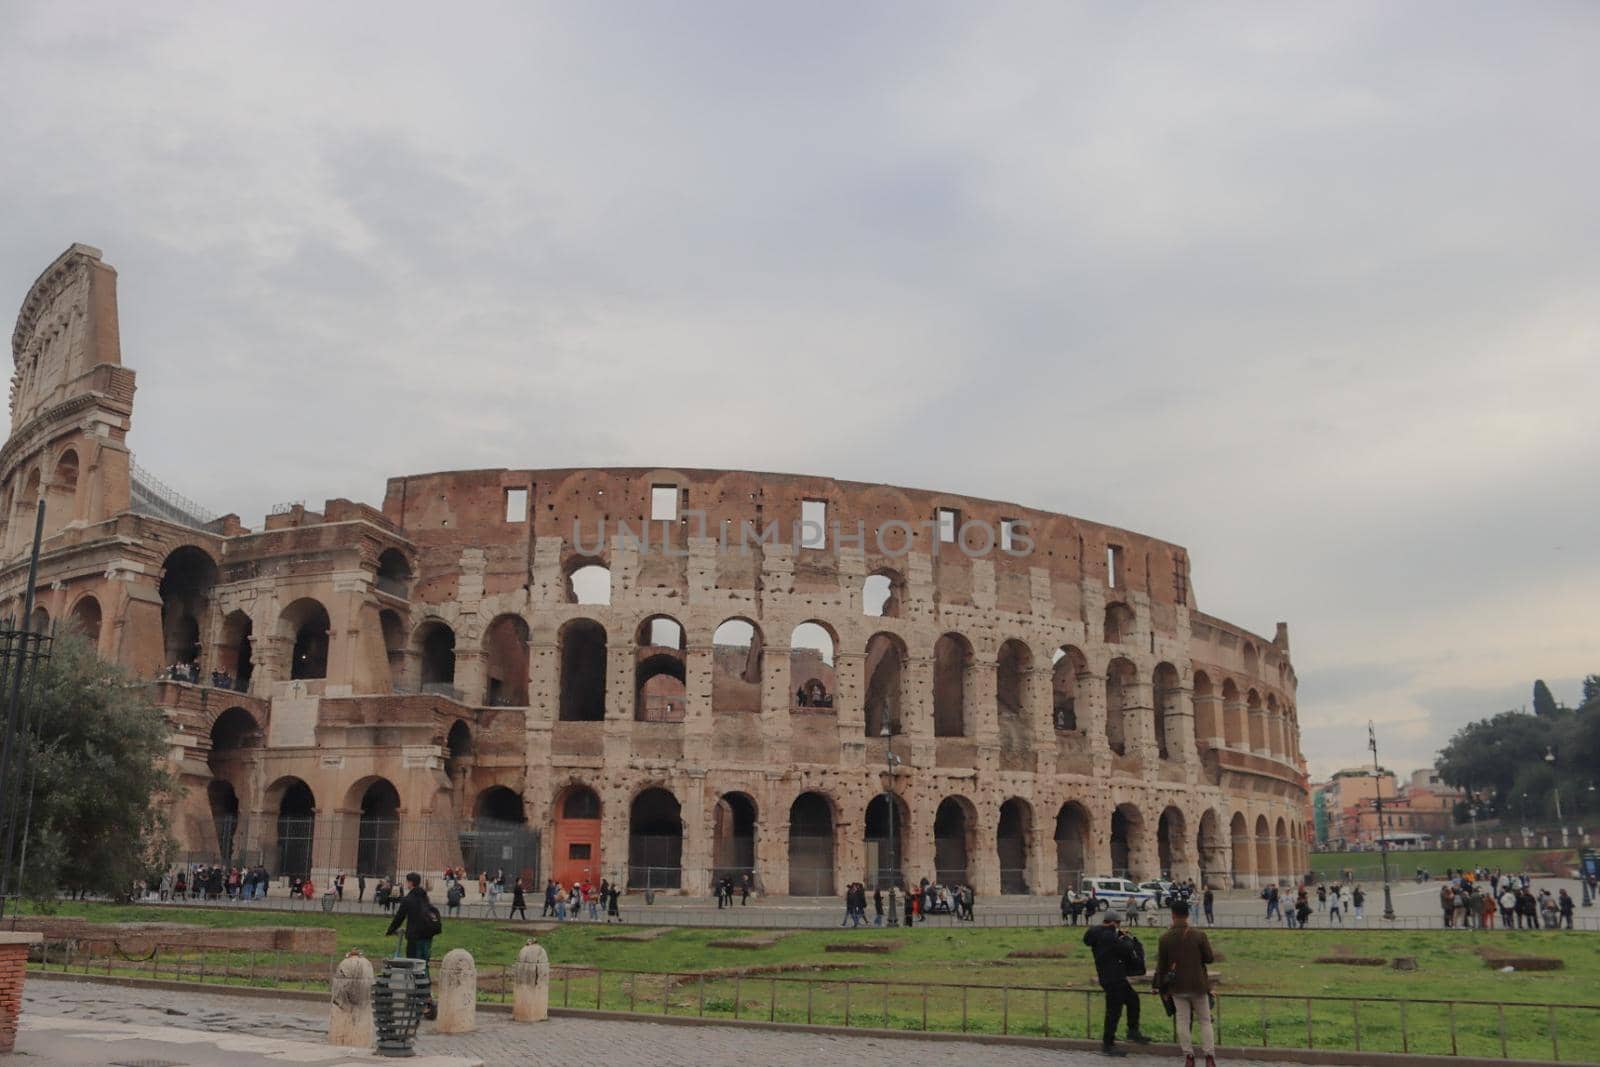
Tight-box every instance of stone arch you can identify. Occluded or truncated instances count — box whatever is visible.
[628,786,683,890]
[1275,815,1293,881]
[863,568,905,618]
[1111,802,1145,878]
[1051,646,1088,732]
[1221,678,1244,748]
[483,614,530,706]
[934,795,977,884]
[1246,689,1264,752]
[996,640,1032,756]
[1229,811,1253,885]
[414,619,457,688]
[933,632,973,737]
[1192,671,1217,745]
[636,615,687,722]
[788,791,836,896]
[1197,809,1225,886]
[219,610,254,691]
[1054,801,1092,892]
[1157,805,1188,879]
[552,783,602,886]
[207,779,240,864]
[711,791,758,885]
[27,605,48,635]
[1104,601,1135,644]
[789,621,837,709]
[346,777,402,879]
[267,776,315,877]
[565,558,612,605]
[864,792,908,889]
[997,797,1033,894]
[863,631,906,736]
[375,548,412,598]
[474,785,525,822]
[45,447,79,526]
[1254,813,1274,883]
[160,546,217,668]
[1105,657,1137,756]
[1153,662,1181,761]
[278,598,331,681]
[711,618,762,715]
[467,784,534,884]
[559,618,607,721]
[67,594,102,645]
[208,706,260,765]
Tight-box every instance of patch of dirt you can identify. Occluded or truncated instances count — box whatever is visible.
[1474,946,1564,971]
[1007,947,1069,959]
[596,927,673,943]
[1313,956,1387,966]
[707,933,794,950]
[824,941,900,954]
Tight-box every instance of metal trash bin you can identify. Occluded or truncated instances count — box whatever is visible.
[373,957,431,1057]
[322,890,338,913]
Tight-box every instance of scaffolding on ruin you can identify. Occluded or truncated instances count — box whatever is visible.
[130,459,216,530]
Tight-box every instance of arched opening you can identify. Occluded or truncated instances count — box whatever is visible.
[1254,814,1273,884]
[1111,803,1144,879]
[1266,693,1282,757]
[553,785,602,886]
[1054,802,1091,892]
[354,779,401,878]
[1222,679,1244,748]
[1105,658,1136,756]
[996,640,1031,757]
[1247,689,1265,752]
[27,606,48,635]
[1230,812,1252,885]
[416,620,457,689]
[1157,806,1188,879]
[46,448,79,528]
[483,614,530,706]
[209,707,260,763]
[1103,602,1135,644]
[217,610,253,691]
[207,780,240,865]
[376,548,412,598]
[789,622,836,709]
[559,619,607,721]
[1192,671,1217,745]
[628,787,683,890]
[635,615,686,722]
[711,792,758,885]
[788,792,835,896]
[1197,810,1224,886]
[1275,816,1293,881]
[280,598,331,681]
[445,720,473,778]
[274,778,315,877]
[379,609,405,689]
[1051,646,1087,732]
[711,618,762,714]
[67,596,102,645]
[864,793,907,890]
[1154,663,1180,761]
[862,569,904,618]
[934,796,976,885]
[565,560,611,605]
[933,632,971,737]
[997,798,1033,894]
[160,546,217,669]
[863,632,906,737]
[466,786,536,883]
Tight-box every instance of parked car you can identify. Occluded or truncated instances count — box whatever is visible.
[1138,879,1176,905]
[1080,876,1158,913]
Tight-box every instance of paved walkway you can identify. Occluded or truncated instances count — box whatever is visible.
[18,976,1311,1067]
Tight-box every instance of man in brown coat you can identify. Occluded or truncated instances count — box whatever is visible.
[1155,900,1216,1067]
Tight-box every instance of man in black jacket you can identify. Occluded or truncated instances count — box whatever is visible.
[386,872,437,961]
[1082,910,1152,1057]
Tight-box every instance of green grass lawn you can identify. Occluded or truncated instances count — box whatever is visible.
[1310,847,1564,880]
[23,901,1600,1061]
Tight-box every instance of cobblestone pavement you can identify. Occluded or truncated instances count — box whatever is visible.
[19,976,1319,1067]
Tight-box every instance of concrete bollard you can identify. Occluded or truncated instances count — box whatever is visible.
[329,949,375,1048]
[434,948,477,1034]
[512,939,550,1023]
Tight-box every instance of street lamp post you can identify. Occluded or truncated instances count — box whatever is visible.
[1368,721,1395,921]
[881,717,898,893]
[1545,749,1563,823]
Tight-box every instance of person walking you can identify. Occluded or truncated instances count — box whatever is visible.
[1316,884,1326,912]
[1559,889,1575,929]
[903,885,915,929]
[1202,886,1215,926]
[1327,886,1343,925]
[384,872,440,1020]
[873,886,884,927]
[1264,884,1280,922]
[1156,900,1216,1067]
[1083,910,1151,1057]
[511,877,528,920]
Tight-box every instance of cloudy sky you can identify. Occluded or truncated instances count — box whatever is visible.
[3,2,1596,780]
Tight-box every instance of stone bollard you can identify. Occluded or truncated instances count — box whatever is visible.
[329,949,375,1048]
[434,948,477,1034]
[513,939,550,1023]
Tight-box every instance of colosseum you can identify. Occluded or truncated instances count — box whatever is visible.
[3,244,1309,896]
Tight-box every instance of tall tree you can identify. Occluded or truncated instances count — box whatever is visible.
[4,634,177,902]
[1582,674,1600,708]
[1533,679,1559,718]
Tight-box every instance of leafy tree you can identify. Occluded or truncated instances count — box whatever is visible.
[1582,674,1600,708]
[3,634,177,903]
[1533,679,1560,718]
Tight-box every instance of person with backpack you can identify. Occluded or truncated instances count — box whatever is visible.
[1083,909,1152,1057]
[445,879,465,916]
[385,872,441,1019]
[1155,900,1216,1067]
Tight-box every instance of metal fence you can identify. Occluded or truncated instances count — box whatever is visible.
[25,943,1600,1062]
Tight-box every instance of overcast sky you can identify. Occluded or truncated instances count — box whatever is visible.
[3,2,1596,781]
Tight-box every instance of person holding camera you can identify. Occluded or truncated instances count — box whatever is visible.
[1083,909,1152,1057]
[1156,899,1216,1067]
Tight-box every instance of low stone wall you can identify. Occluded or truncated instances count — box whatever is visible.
[2,917,334,956]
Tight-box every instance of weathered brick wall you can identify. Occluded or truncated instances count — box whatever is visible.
[0,941,28,1053]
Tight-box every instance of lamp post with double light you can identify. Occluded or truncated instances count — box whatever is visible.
[881,717,900,893]
[1368,721,1395,921]
[1545,748,1563,823]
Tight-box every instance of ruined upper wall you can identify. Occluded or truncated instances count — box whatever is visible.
[9,244,125,429]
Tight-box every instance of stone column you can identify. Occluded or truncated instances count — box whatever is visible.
[681,773,710,895]
[903,656,936,769]
[969,649,999,773]
[1028,664,1057,777]
[513,940,550,1022]
[1193,689,1224,750]
[1029,805,1056,895]
[835,650,866,767]
[1249,704,1271,758]
[329,950,375,1048]
[1224,696,1247,751]
[903,787,936,886]
[1123,676,1158,773]
[970,806,999,897]
[1080,669,1109,758]
[435,948,477,1034]
[453,647,486,707]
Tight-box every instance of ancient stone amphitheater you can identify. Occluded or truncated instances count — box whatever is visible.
[2,245,1308,896]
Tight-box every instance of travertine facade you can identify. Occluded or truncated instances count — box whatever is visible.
[2,246,1309,894]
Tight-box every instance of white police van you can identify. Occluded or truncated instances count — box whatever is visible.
[1080,876,1159,912]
